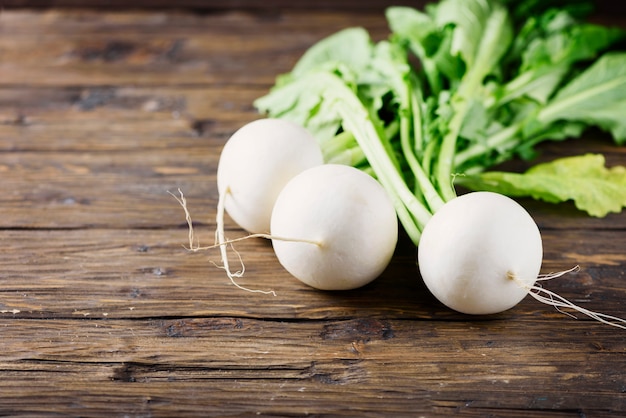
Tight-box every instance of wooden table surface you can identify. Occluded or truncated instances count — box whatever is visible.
[1,2,625,416]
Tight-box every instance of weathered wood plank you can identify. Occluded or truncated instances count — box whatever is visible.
[0,317,623,416]
[0,149,216,228]
[0,85,263,153]
[0,10,390,87]
[0,0,438,11]
[2,0,625,15]
[2,8,619,88]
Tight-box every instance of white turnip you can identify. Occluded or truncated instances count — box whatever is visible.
[211,118,323,294]
[417,191,626,328]
[217,118,324,234]
[417,191,543,315]
[271,164,398,290]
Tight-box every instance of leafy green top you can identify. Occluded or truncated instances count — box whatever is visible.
[255,0,626,245]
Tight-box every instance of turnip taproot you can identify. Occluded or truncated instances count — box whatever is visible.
[271,164,398,290]
[418,191,626,328]
[418,191,542,315]
[217,118,324,234]
[214,118,323,294]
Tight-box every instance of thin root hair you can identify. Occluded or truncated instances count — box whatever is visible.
[170,187,277,296]
[527,285,626,330]
[168,188,202,251]
[511,266,626,330]
[536,265,581,281]
[214,186,277,296]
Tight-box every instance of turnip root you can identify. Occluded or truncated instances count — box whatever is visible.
[417,191,543,315]
[417,191,626,328]
[217,118,324,234]
[208,118,323,295]
[271,164,398,290]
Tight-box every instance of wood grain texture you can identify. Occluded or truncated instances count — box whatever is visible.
[2,0,625,15]
[0,6,625,417]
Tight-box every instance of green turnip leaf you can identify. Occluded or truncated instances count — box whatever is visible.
[538,53,626,144]
[460,154,626,217]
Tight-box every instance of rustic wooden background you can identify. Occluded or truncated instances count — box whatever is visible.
[2,0,626,12]
[0,1,625,416]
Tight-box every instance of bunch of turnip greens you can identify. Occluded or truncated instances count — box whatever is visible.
[254,0,626,246]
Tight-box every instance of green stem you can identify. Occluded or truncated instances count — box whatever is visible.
[435,105,465,201]
[321,130,355,158]
[320,73,432,244]
[421,139,437,178]
[454,123,522,168]
[400,86,445,212]
[435,3,512,202]
[321,131,368,166]
[326,146,368,166]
